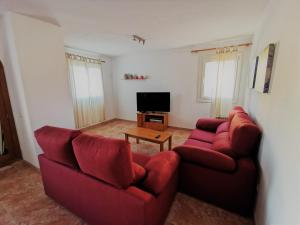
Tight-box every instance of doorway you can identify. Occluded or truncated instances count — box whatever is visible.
[0,60,22,167]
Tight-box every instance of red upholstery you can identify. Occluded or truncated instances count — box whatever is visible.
[143,151,180,194]
[72,134,135,189]
[34,126,81,168]
[132,163,146,184]
[39,154,178,225]
[177,158,257,216]
[195,118,227,132]
[229,113,261,157]
[132,152,151,166]
[216,121,229,134]
[173,106,261,216]
[188,129,215,143]
[228,106,246,122]
[184,139,212,149]
[173,145,236,172]
[212,132,236,157]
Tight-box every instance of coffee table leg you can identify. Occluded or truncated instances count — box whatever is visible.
[136,138,139,144]
[125,134,129,142]
[160,143,164,152]
[168,136,172,150]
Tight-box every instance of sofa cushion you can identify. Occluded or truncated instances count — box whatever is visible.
[143,151,180,194]
[196,118,227,132]
[212,132,236,158]
[173,145,236,172]
[216,122,230,134]
[184,139,212,149]
[72,134,135,189]
[34,126,81,168]
[229,113,261,157]
[188,129,215,143]
[228,106,246,123]
[132,163,146,184]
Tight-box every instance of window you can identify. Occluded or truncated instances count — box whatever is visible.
[66,53,105,128]
[198,53,242,103]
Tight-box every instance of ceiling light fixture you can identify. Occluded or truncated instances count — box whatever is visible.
[132,35,145,45]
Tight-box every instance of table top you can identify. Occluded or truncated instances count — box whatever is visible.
[124,127,172,143]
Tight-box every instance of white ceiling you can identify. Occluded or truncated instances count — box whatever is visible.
[0,0,269,56]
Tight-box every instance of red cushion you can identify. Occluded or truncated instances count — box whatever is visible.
[34,126,81,168]
[143,151,180,194]
[184,139,212,149]
[173,145,236,172]
[72,134,135,189]
[216,122,229,134]
[229,113,261,157]
[132,163,146,184]
[212,132,236,158]
[228,107,246,123]
[188,129,215,143]
[196,118,227,132]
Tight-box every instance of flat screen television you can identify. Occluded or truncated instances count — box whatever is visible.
[137,92,170,112]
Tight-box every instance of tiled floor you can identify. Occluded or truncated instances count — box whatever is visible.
[0,120,254,225]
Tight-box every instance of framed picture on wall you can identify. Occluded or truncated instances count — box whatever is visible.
[251,56,259,89]
[255,43,276,93]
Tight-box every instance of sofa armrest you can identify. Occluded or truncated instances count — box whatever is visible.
[196,118,227,132]
[143,151,180,195]
[173,145,236,172]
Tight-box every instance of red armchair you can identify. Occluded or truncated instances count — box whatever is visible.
[35,126,180,225]
[173,107,261,216]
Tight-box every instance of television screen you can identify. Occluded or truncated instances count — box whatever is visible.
[137,92,170,112]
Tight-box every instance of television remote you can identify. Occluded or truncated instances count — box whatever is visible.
[155,135,161,139]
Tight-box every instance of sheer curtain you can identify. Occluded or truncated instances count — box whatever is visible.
[210,50,239,118]
[67,54,105,128]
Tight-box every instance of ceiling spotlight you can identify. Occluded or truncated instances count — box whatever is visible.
[132,35,145,45]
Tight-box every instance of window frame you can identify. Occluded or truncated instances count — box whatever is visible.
[196,50,244,103]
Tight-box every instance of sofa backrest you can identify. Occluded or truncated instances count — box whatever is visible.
[72,134,137,189]
[229,113,261,157]
[34,126,81,168]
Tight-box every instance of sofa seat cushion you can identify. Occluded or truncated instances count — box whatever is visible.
[229,113,261,157]
[143,151,180,194]
[188,129,215,143]
[216,122,230,134]
[72,134,135,189]
[212,132,236,158]
[34,126,81,168]
[184,139,212,149]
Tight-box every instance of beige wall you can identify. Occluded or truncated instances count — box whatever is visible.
[112,40,251,129]
[0,13,75,167]
[246,0,300,224]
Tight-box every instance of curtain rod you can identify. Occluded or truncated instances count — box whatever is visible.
[65,52,106,63]
[191,42,252,53]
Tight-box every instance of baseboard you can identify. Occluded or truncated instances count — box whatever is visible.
[80,118,118,131]
[107,118,193,131]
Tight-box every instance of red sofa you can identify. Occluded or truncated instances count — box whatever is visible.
[35,126,180,225]
[173,106,261,216]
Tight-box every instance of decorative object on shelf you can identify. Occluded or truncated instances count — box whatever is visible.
[123,74,149,80]
[254,43,276,93]
[132,35,145,45]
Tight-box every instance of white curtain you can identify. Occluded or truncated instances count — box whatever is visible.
[67,56,105,128]
[210,51,239,118]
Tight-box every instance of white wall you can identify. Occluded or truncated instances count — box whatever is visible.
[112,43,250,129]
[246,0,300,224]
[0,13,76,167]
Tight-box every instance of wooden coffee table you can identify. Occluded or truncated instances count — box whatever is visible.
[124,127,172,152]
